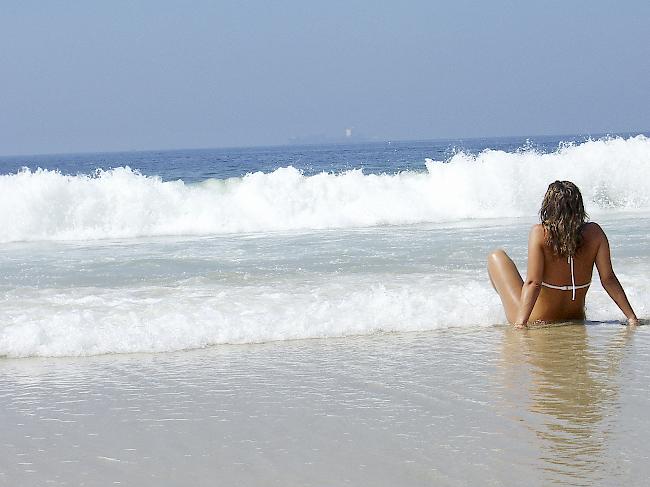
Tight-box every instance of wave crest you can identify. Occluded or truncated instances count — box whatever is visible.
[1,135,649,242]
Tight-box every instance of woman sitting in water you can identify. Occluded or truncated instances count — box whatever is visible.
[488,180,639,328]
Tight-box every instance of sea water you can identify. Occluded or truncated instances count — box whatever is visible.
[3,135,650,486]
[1,134,649,358]
[3,325,650,486]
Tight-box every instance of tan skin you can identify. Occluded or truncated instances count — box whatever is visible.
[488,222,639,328]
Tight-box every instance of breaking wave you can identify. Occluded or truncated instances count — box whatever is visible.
[1,135,649,243]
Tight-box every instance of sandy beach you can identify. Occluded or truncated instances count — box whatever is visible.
[2,324,648,486]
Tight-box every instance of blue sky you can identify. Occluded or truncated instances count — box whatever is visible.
[1,0,648,155]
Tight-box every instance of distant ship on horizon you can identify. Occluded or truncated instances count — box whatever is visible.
[288,127,380,145]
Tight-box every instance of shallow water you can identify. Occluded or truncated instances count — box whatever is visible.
[2,324,648,486]
[2,212,648,358]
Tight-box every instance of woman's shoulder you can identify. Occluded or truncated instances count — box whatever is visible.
[528,222,606,243]
[582,222,605,237]
[529,224,545,237]
[581,222,607,246]
[528,224,546,245]
[530,223,544,232]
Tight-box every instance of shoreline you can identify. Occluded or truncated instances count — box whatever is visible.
[2,325,648,486]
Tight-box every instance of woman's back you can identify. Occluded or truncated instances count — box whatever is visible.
[530,222,602,322]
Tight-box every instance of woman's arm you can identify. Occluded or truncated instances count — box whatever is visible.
[514,225,545,328]
[594,224,639,325]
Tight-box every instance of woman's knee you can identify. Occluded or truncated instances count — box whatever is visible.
[488,248,508,266]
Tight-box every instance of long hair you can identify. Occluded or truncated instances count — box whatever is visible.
[539,181,588,257]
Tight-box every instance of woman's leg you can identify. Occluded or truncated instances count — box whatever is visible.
[487,249,524,324]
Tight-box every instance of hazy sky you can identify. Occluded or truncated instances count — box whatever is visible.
[1,0,648,155]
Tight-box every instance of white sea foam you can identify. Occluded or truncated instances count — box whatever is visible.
[1,270,646,359]
[1,135,649,243]
[0,276,499,358]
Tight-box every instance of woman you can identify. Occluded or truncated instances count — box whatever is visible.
[488,180,639,328]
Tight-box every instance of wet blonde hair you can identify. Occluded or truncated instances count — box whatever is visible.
[539,181,588,257]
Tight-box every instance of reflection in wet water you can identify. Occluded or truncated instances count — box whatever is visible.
[1,326,648,486]
[500,325,636,486]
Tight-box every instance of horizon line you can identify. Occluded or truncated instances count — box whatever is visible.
[1,129,648,159]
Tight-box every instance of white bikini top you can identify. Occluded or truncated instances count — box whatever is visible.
[541,256,591,300]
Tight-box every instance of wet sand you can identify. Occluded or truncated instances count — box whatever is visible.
[1,324,649,486]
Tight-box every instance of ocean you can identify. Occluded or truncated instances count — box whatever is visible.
[2,134,650,486]
[1,134,648,358]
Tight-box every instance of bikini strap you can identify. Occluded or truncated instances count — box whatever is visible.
[569,255,576,300]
